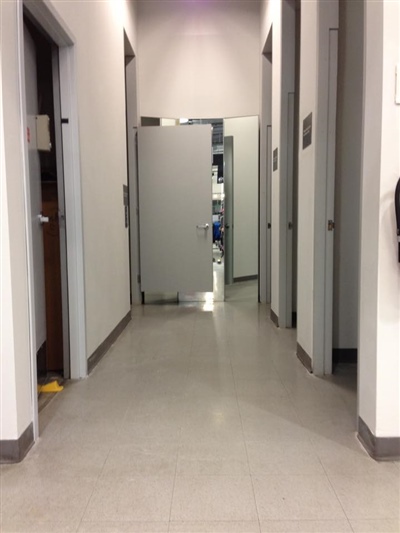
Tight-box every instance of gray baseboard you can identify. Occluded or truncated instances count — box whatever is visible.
[233,275,258,283]
[297,342,313,373]
[0,423,34,464]
[88,310,131,374]
[270,309,279,327]
[358,416,400,461]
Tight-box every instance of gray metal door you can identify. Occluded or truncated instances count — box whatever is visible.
[138,125,213,294]
[224,136,234,285]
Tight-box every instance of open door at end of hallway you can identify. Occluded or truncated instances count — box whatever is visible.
[138,125,213,295]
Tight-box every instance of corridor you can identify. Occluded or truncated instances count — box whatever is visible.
[1,284,399,532]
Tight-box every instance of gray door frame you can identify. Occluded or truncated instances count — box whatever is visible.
[19,0,87,438]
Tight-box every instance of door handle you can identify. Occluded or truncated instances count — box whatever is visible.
[225,224,230,229]
[196,223,209,230]
[38,213,49,224]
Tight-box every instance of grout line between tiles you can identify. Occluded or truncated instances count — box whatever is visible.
[229,337,262,533]
[167,308,197,532]
[318,446,355,528]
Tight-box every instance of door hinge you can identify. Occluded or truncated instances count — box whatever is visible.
[328,220,335,231]
[288,222,293,230]
[137,274,141,284]
[267,222,271,229]
[58,210,66,226]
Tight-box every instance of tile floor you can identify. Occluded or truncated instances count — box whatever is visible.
[1,282,399,533]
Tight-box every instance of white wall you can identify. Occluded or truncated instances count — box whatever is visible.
[270,3,282,321]
[46,0,137,358]
[297,0,338,372]
[224,117,259,280]
[358,0,400,438]
[297,0,317,358]
[0,1,34,440]
[261,0,295,326]
[333,0,363,350]
[259,53,272,303]
[261,0,279,51]
[137,1,260,119]
[0,0,138,442]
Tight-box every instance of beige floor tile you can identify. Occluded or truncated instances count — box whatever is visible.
[182,407,242,430]
[185,375,237,397]
[125,396,187,419]
[77,521,169,532]
[169,521,261,532]
[0,521,80,533]
[82,477,174,522]
[170,476,258,521]
[313,437,400,477]
[241,411,310,443]
[176,440,250,476]
[139,335,193,354]
[253,475,346,520]
[44,395,129,422]
[118,413,183,443]
[41,416,124,447]
[235,379,289,400]
[179,422,245,446]
[101,441,178,477]
[239,397,301,421]
[246,440,324,476]
[232,365,280,381]
[6,286,395,529]
[1,476,96,522]
[329,474,400,520]
[349,519,400,532]
[183,395,239,414]
[259,520,352,532]
[10,441,110,478]
[191,338,231,354]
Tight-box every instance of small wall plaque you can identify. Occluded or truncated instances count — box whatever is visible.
[273,148,278,171]
[303,113,312,149]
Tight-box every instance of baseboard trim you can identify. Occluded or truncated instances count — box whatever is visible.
[358,416,400,461]
[233,275,258,283]
[297,342,313,373]
[88,310,131,374]
[270,309,279,327]
[333,348,357,366]
[0,423,34,464]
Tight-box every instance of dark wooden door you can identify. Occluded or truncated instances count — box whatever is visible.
[42,182,64,372]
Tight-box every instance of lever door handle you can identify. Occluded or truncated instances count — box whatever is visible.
[225,224,230,229]
[38,214,49,224]
[196,223,209,230]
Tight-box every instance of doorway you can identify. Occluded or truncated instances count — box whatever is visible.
[137,116,260,305]
[331,0,363,376]
[23,15,70,396]
[124,32,141,306]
